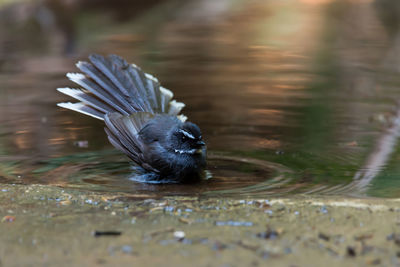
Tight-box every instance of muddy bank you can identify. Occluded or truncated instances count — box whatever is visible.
[0,184,399,266]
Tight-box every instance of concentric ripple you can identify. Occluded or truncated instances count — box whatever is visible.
[0,149,372,198]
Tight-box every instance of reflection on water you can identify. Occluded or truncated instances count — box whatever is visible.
[1,0,400,197]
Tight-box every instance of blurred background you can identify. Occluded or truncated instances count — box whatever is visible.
[1,0,400,197]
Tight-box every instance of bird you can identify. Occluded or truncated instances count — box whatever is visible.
[57,54,207,183]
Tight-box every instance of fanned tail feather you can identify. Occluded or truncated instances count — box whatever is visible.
[57,54,186,120]
[57,102,104,120]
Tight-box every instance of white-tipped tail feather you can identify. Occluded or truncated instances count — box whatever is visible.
[57,102,104,120]
[168,100,186,117]
[57,54,187,121]
[57,87,111,114]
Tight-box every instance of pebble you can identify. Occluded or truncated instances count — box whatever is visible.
[320,206,328,214]
[174,231,185,240]
[1,215,15,222]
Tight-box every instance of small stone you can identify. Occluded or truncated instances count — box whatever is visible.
[173,231,185,240]
[60,200,71,206]
[1,215,15,222]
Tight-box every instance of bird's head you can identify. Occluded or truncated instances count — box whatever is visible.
[172,122,205,155]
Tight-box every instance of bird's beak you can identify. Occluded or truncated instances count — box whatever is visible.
[196,140,206,146]
[195,140,205,154]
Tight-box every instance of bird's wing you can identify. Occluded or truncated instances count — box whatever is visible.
[104,112,159,172]
[57,54,186,120]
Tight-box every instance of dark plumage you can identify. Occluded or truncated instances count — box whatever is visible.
[57,54,206,183]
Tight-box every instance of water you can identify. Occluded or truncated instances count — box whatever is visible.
[1,0,400,197]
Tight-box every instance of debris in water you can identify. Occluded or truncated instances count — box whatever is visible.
[73,140,89,148]
[339,141,358,147]
[93,231,122,237]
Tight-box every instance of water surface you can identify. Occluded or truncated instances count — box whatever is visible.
[1,0,400,197]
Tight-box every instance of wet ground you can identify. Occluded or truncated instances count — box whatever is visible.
[2,183,400,266]
[1,0,400,265]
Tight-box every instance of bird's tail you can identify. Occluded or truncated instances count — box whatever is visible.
[57,54,186,121]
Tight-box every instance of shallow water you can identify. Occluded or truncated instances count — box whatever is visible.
[1,0,400,197]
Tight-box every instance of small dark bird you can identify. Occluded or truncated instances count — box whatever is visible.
[57,54,206,183]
